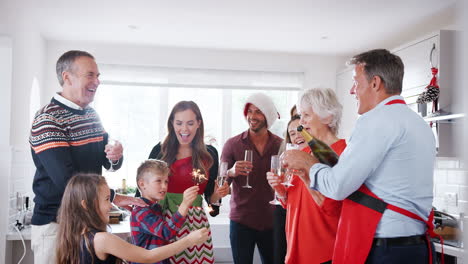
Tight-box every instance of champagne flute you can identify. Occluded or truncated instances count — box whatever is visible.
[242,150,253,188]
[282,143,299,187]
[107,137,117,172]
[217,161,228,188]
[269,155,282,205]
[213,161,228,206]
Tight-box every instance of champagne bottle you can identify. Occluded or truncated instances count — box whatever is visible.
[297,125,339,166]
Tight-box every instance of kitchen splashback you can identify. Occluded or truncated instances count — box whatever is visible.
[433,157,468,216]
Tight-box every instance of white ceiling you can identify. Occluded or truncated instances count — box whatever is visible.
[1,0,458,56]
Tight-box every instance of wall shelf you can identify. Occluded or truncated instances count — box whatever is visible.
[424,113,465,123]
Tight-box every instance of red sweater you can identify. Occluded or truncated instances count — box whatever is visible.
[284,139,347,264]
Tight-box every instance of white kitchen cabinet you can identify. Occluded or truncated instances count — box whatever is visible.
[392,30,462,157]
[393,30,463,157]
[394,35,439,108]
[393,31,462,112]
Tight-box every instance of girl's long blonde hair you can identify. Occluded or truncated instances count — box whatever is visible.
[55,173,120,264]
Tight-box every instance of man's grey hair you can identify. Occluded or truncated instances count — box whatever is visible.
[56,50,95,86]
[297,88,342,135]
[348,49,404,95]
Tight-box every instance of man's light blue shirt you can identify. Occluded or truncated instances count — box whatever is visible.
[309,95,436,237]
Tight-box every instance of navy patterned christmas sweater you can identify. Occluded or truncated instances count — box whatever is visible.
[29,95,120,225]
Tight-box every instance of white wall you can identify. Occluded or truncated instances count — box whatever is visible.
[8,28,46,210]
[4,18,46,263]
[0,35,13,264]
[43,41,340,104]
[335,68,358,140]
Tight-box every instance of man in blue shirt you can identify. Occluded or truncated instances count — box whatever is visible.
[283,49,436,264]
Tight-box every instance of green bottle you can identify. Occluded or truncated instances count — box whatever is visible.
[297,125,339,166]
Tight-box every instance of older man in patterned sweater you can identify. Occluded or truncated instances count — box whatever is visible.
[29,50,146,264]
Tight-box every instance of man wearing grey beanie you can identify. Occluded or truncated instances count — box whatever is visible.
[221,92,283,264]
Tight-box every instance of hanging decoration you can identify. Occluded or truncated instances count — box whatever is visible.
[416,67,440,104]
[416,44,440,114]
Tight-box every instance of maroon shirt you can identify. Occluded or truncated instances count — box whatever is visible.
[221,130,283,230]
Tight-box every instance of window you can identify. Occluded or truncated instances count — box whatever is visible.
[93,64,303,191]
[168,87,223,148]
[94,84,161,189]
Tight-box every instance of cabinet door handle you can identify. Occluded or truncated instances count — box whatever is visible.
[430,43,437,68]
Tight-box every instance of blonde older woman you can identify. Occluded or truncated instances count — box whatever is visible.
[267,88,347,264]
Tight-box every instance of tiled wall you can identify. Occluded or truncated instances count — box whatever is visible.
[433,157,468,216]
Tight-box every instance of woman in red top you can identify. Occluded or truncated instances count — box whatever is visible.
[267,88,346,264]
[147,101,229,264]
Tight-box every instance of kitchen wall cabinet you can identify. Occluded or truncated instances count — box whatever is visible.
[394,30,461,114]
[394,34,439,107]
[336,30,463,157]
[394,30,462,157]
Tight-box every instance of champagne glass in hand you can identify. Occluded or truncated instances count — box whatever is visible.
[106,138,117,172]
[213,162,228,206]
[217,161,228,188]
[242,150,253,188]
[282,143,299,187]
[269,155,282,205]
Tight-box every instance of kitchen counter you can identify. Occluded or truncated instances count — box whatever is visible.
[434,242,464,259]
[6,220,131,241]
[6,222,464,263]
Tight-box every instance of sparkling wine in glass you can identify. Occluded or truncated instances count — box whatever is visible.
[269,155,282,205]
[107,137,117,172]
[243,150,253,189]
[282,143,299,187]
[213,161,229,206]
[217,161,228,188]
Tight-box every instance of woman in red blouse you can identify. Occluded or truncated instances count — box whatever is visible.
[147,101,229,264]
[267,88,347,264]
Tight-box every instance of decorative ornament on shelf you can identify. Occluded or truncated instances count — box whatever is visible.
[416,43,440,116]
[191,168,207,185]
[416,67,440,104]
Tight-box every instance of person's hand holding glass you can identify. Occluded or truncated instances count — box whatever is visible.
[211,162,230,206]
[267,155,287,205]
[105,136,123,172]
[243,150,253,188]
[281,143,299,187]
[226,152,253,187]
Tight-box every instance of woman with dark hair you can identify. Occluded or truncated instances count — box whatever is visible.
[147,101,229,264]
[273,105,297,264]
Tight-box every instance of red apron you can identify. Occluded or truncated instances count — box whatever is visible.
[332,99,443,264]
